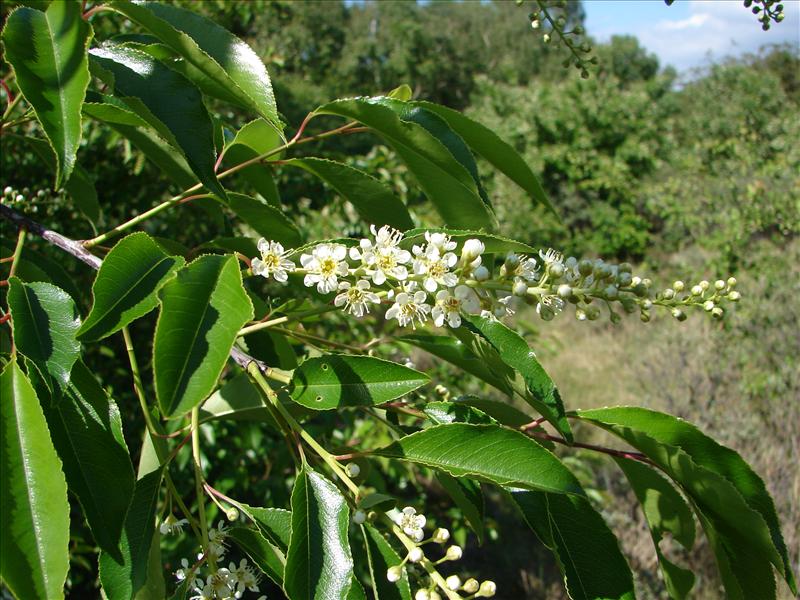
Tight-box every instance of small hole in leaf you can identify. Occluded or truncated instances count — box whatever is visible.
[315,395,323,402]
[321,363,329,371]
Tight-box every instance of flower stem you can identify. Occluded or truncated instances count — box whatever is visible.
[191,406,214,570]
[8,228,26,279]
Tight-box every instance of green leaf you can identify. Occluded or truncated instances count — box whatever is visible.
[285,158,413,230]
[376,424,583,495]
[21,136,100,222]
[462,315,571,440]
[223,192,302,248]
[577,406,796,598]
[512,490,635,600]
[362,524,411,600]
[398,333,513,395]
[424,401,494,425]
[2,1,92,187]
[613,458,695,599]
[399,227,537,255]
[415,101,556,216]
[39,359,134,560]
[108,0,280,131]
[437,472,485,544]
[290,354,429,410]
[0,238,82,302]
[357,493,396,512]
[373,98,491,207]
[239,505,293,552]
[8,278,81,391]
[315,98,496,230]
[154,255,253,417]
[456,396,533,428]
[89,43,225,199]
[347,578,368,600]
[228,526,285,585]
[200,373,278,426]
[0,359,70,600]
[99,467,164,600]
[221,119,283,205]
[285,466,353,600]
[77,232,185,342]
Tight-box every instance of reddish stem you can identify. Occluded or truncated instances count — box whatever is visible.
[213,150,225,173]
[0,79,14,107]
[520,417,548,431]
[0,314,10,325]
[529,431,653,465]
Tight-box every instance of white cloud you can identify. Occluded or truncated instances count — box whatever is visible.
[622,0,799,72]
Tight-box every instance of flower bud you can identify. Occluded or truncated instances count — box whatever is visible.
[463,578,480,593]
[714,279,726,290]
[640,310,651,323]
[691,285,703,296]
[445,575,461,591]
[711,307,723,318]
[604,285,618,300]
[3,186,12,196]
[429,592,441,600]
[728,291,741,301]
[557,284,572,298]
[408,547,424,563]
[671,308,686,321]
[473,266,490,281]
[387,566,402,582]
[549,262,565,278]
[575,309,587,321]
[345,463,361,478]
[435,384,449,397]
[432,528,450,544]
[543,33,551,43]
[673,281,685,292]
[617,272,633,287]
[699,280,709,291]
[445,545,463,561]
[727,277,737,288]
[578,259,594,276]
[461,239,485,261]
[703,300,715,312]
[477,580,497,597]
[415,590,431,600]
[353,510,367,524]
[631,276,642,287]
[15,194,24,203]
[505,253,520,270]
[513,280,529,296]
[226,507,239,521]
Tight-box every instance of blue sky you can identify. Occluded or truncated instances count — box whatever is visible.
[584,0,800,72]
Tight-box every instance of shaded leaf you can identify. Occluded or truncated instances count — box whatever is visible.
[7,278,81,391]
[98,467,164,600]
[2,0,92,187]
[456,396,533,428]
[285,466,353,600]
[41,359,134,560]
[362,524,411,600]
[614,458,695,599]
[424,401,494,425]
[221,119,283,205]
[0,359,70,600]
[154,255,253,418]
[512,490,635,600]
[109,0,280,131]
[316,98,496,230]
[290,354,429,410]
[228,526,285,585]
[399,227,537,255]
[577,406,795,598]
[463,314,572,441]
[77,232,185,342]
[285,157,413,230]
[416,101,556,216]
[223,192,302,247]
[376,424,582,495]
[89,43,225,198]
[239,505,292,552]
[437,472,485,544]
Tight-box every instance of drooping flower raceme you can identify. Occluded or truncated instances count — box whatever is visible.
[251,226,740,329]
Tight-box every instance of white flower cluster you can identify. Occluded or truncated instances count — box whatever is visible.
[252,225,740,326]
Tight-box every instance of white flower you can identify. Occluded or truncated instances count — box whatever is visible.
[205,569,234,599]
[334,280,380,317]
[412,246,458,292]
[516,257,539,282]
[176,558,201,589]
[422,231,457,253]
[301,243,349,293]
[432,289,464,328]
[539,248,564,268]
[494,292,521,318]
[385,291,431,329]
[229,558,260,596]
[455,285,482,314]
[461,238,485,262]
[252,239,295,283]
[432,528,450,544]
[352,227,412,285]
[159,514,188,536]
[394,506,427,541]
